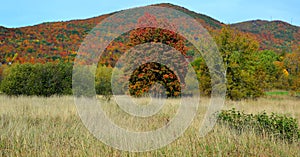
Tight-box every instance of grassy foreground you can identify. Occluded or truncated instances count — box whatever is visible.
[0,95,299,156]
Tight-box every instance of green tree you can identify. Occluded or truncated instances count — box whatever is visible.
[193,26,266,100]
[192,57,212,96]
[216,27,267,100]
[272,47,300,93]
[255,50,280,90]
[284,49,300,93]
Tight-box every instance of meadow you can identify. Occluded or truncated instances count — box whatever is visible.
[0,95,299,156]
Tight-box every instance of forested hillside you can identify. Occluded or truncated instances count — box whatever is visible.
[0,3,299,64]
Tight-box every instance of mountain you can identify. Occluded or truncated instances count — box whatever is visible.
[231,20,300,52]
[151,3,224,29]
[0,3,299,64]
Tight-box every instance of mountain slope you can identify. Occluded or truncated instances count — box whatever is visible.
[0,3,299,64]
[231,20,300,52]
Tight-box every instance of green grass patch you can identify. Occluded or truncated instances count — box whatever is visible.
[265,91,289,96]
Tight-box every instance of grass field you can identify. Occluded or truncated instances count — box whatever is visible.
[0,95,299,156]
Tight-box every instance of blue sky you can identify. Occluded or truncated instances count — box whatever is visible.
[1,0,299,28]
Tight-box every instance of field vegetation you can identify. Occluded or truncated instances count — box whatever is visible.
[0,95,299,156]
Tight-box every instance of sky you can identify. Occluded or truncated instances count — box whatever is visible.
[0,0,299,28]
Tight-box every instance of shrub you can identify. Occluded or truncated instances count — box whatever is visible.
[95,65,113,96]
[218,108,300,142]
[72,65,95,97]
[95,65,125,100]
[0,63,72,96]
[73,64,124,99]
[0,64,4,90]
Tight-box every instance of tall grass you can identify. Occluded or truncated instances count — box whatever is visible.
[0,95,299,156]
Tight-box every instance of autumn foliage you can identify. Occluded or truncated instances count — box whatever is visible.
[123,12,190,97]
[0,4,299,98]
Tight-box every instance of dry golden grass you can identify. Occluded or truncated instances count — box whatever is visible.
[0,95,299,156]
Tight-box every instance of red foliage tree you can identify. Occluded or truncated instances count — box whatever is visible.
[125,12,190,97]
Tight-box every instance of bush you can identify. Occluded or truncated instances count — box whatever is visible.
[95,65,113,96]
[94,65,125,100]
[0,63,72,96]
[72,64,124,99]
[72,65,95,97]
[218,108,300,142]
[0,65,3,89]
